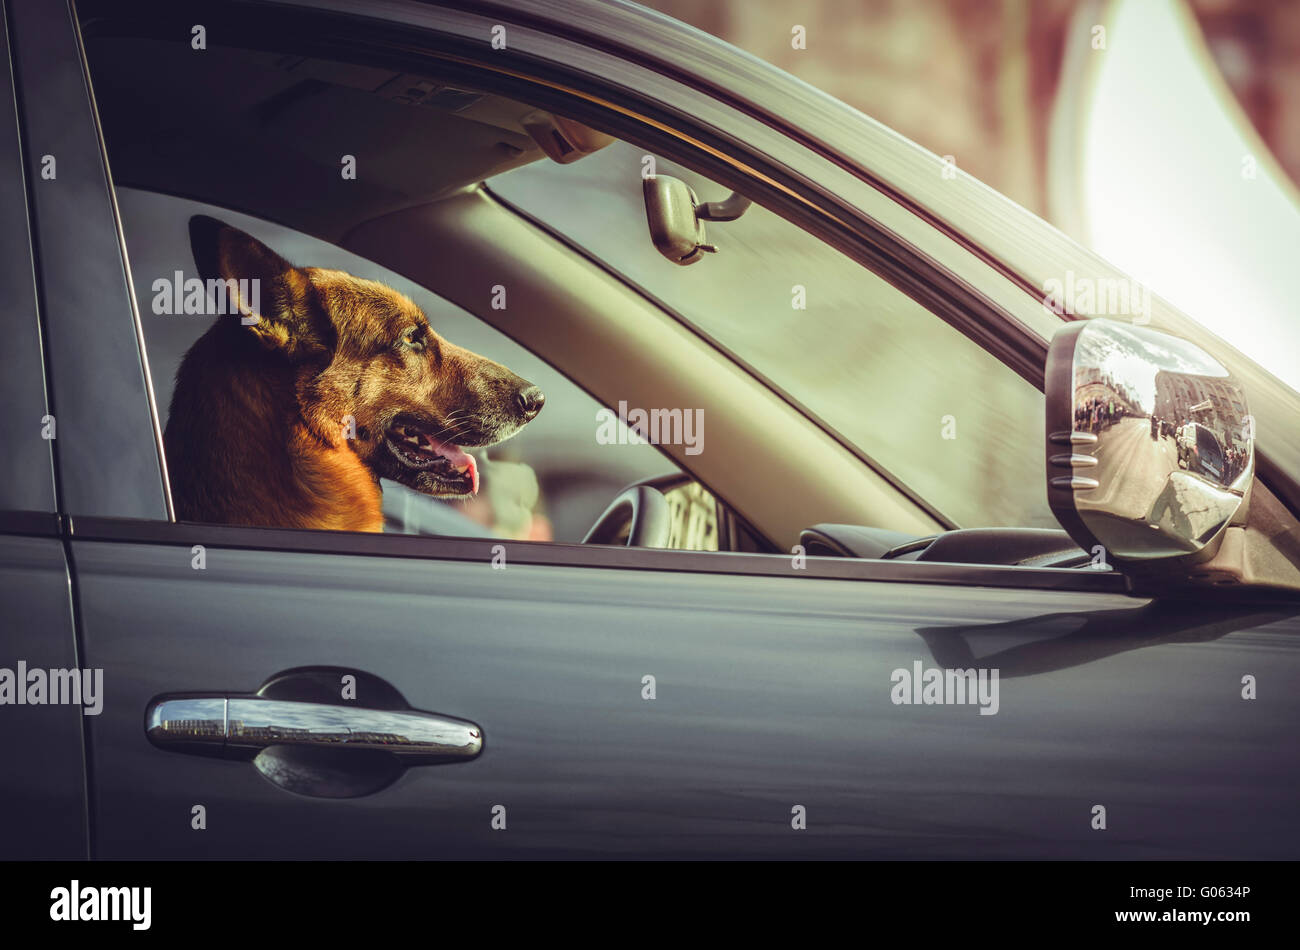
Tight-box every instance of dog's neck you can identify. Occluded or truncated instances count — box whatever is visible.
[166,320,384,532]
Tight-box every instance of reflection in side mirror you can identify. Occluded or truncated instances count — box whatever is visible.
[1045,319,1253,564]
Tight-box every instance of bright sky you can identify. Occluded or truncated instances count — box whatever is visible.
[1079,0,1300,394]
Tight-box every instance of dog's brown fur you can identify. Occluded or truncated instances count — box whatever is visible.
[165,217,542,531]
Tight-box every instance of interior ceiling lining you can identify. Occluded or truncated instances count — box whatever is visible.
[84,35,552,241]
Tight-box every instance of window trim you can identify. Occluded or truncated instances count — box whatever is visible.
[12,0,169,521]
[71,0,174,520]
[65,514,1130,594]
[72,0,1060,550]
[0,0,58,514]
[75,0,1071,534]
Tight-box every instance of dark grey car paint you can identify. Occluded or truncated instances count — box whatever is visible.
[77,538,1299,859]
[0,3,86,860]
[0,532,87,859]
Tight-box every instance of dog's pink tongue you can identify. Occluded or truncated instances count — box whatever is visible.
[430,439,479,495]
[462,451,479,495]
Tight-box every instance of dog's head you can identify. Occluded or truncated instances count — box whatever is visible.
[190,215,544,498]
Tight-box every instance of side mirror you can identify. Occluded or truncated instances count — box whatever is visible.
[1045,319,1254,568]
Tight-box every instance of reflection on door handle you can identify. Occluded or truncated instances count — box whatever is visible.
[145,694,482,760]
[145,669,481,798]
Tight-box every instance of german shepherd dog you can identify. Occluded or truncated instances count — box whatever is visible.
[165,216,544,531]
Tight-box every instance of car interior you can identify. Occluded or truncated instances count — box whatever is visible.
[81,20,1098,569]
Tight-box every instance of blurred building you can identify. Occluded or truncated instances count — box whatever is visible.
[642,0,1300,222]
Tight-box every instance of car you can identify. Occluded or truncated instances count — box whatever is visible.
[1176,421,1227,481]
[3,0,1298,861]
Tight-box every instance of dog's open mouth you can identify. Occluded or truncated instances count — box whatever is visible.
[384,421,479,495]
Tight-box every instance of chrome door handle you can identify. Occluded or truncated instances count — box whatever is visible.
[145,694,482,760]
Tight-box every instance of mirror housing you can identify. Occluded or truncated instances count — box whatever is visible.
[642,175,714,265]
[1045,319,1254,572]
[642,175,752,265]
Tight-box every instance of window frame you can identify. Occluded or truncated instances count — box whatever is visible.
[57,0,1140,593]
[76,0,1071,508]
[10,0,170,522]
[0,0,57,515]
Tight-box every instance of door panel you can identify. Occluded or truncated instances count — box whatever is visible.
[75,537,1300,858]
[0,531,86,858]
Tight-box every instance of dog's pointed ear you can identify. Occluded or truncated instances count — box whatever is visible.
[189,215,332,358]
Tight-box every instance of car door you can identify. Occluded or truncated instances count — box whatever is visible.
[24,0,1300,860]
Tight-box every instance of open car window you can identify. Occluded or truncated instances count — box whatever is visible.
[82,17,1055,551]
[115,188,682,544]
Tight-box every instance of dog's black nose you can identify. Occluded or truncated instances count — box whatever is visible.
[516,385,545,421]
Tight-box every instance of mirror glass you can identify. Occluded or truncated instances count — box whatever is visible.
[1050,319,1253,559]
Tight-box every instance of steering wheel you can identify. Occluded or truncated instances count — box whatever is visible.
[582,485,672,547]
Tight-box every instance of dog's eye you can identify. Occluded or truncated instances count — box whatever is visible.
[401,327,426,352]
